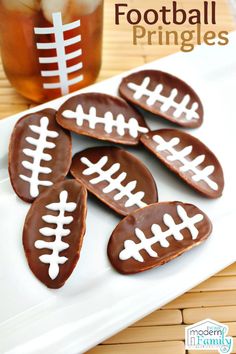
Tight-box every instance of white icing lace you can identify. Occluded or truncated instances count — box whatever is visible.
[81,155,147,208]
[119,205,204,262]
[62,104,148,138]
[153,135,218,191]
[20,116,59,198]
[35,190,76,280]
[128,77,199,121]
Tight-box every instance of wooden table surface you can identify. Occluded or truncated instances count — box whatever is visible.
[0,1,235,353]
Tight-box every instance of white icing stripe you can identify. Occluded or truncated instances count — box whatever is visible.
[119,205,204,262]
[153,135,218,191]
[35,190,77,280]
[127,77,199,121]
[81,156,147,208]
[62,105,148,138]
[20,117,59,198]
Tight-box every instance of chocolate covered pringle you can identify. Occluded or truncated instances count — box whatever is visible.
[108,202,212,274]
[119,70,203,128]
[56,92,149,145]
[140,129,224,198]
[70,146,158,216]
[9,109,72,203]
[23,180,87,289]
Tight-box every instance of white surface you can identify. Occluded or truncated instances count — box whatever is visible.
[0,33,236,354]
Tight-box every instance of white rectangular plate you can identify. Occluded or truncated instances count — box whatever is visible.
[1,32,236,354]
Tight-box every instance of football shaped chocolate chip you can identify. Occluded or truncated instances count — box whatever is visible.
[108,201,212,274]
[70,146,158,216]
[23,179,87,289]
[119,70,203,128]
[9,108,72,203]
[140,129,224,198]
[56,92,149,145]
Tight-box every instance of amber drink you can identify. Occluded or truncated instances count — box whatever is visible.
[0,0,103,102]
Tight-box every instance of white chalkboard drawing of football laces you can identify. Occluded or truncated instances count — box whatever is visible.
[35,190,76,280]
[127,77,199,121]
[20,117,59,198]
[153,135,218,191]
[81,156,147,208]
[119,205,204,262]
[62,105,149,138]
[34,12,83,96]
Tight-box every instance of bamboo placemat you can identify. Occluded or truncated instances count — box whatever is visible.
[87,264,236,354]
[0,1,236,353]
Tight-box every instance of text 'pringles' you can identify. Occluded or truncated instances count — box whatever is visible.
[115,2,229,52]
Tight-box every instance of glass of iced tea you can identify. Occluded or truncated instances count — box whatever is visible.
[0,0,103,102]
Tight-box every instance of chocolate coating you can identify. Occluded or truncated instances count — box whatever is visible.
[119,70,203,128]
[70,146,158,216]
[56,92,149,145]
[23,180,87,289]
[108,202,212,274]
[140,129,224,198]
[8,109,72,203]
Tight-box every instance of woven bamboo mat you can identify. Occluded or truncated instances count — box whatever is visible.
[0,1,236,353]
[87,263,236,354]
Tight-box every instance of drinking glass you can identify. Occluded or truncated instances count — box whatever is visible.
[0,0,104,102]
